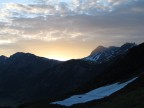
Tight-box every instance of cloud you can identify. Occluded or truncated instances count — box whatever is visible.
[0,40,14,45]
[1,0,137,19]
[0,0,144,53]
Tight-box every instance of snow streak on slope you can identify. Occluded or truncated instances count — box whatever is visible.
[51,77,138,106]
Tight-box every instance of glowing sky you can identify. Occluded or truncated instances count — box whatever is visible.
[0,0,144,60]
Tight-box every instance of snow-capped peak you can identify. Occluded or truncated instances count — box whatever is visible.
[90,45,106,55]
[84,43,136,63]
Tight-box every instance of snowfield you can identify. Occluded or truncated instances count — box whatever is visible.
[51,77,138,106]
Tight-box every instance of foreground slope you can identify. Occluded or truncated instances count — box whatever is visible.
[69,74,144,108]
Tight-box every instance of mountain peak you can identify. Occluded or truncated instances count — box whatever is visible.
[121,42,136,48]
[118,42,137,53]
[10,52,36,58]
[91,45,106,55]
[0,55,7,59]
[96,45,106,50]
[0,55,8,62]
[84,42,137,63]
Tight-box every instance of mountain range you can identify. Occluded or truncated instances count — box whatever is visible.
[0,42,143,108]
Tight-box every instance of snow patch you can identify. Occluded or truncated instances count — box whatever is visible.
[51,77,138,106]
[84,53,102,62]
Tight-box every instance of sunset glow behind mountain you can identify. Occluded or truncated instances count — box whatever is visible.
[0,0,144,60]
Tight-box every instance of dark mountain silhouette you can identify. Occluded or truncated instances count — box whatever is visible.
[90,45,107,55]
[0,52,61,106]
[0,55,7,63]
[0,52,109,106]
[0,42,143,108]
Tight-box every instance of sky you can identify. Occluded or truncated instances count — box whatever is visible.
[0,0,144,60]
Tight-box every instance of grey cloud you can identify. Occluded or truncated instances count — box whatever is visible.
[0,0,144,46]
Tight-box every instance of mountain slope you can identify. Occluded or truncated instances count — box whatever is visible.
[67,42,144,107]
[92,75,144,108]
[77,42,144,93]
[0,52,61,106]
[51,77,138,106]
[68,73,144,108]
